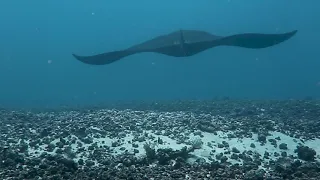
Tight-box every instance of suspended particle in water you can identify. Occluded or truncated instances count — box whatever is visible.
[92,12,95,15]
[48,60,52,64]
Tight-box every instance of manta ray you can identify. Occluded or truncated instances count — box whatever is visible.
[72,29,297,65]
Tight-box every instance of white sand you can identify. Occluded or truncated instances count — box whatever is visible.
[23,127,320,167]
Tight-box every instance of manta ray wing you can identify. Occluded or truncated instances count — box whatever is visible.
[216,30,298,49]
[72,51,135,65]
[184,30,298,56]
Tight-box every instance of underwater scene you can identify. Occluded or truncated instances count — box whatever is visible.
[0,1,320,180]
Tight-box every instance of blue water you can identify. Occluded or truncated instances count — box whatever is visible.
[0,0,319,108]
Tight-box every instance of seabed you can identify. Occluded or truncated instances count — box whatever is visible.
[0,99,319,179]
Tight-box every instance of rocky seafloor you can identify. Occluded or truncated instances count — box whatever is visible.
[0,99,320,180]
